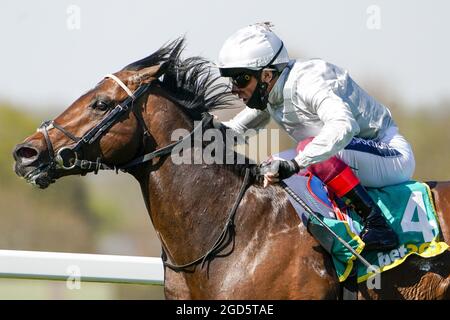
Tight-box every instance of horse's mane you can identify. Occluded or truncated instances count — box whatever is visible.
[125,38,259,180]
[124,38,234,120]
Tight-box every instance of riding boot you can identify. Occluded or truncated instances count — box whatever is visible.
[341,184,399,251]
[321,165,399,251]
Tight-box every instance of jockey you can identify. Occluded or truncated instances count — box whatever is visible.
[216,22,416,251]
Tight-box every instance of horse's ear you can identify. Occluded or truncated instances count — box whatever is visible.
[131,65,161,85]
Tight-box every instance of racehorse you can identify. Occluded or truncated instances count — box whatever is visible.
[12,39,450,299]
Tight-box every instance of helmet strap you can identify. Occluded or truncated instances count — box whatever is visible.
[246,72,270,110]
[244,41,285,110]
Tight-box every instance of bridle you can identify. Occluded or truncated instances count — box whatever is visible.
[37,72,252,273]
[36,74,208,174]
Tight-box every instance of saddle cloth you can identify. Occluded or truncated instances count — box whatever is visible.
[284,174,449,283]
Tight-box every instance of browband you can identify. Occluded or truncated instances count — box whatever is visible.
[105,73,135,99]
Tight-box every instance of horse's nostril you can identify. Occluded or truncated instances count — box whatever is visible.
[16,146,38,159]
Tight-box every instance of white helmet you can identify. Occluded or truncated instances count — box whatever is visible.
[218,22,289,76]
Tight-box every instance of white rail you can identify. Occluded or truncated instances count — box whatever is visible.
[0,250,164,285]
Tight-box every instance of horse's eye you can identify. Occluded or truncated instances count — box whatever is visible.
[94,100,110,111]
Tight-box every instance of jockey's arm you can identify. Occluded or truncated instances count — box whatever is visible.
[221,106,271,134]
[294,96,360,168]
[213,106,271,144]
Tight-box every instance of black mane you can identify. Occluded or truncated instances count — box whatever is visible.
[125,38,234,120]
[125,38,258,179]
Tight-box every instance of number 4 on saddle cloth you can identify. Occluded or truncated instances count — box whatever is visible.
[276,153,449,283]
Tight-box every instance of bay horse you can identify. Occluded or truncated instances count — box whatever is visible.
[12,39,450,299]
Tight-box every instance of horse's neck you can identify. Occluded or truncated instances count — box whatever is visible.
[144,161,245,262]
[135,98,247,264]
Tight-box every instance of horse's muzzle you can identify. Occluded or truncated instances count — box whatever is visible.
[12,142,56,188]
[13,142,39,166]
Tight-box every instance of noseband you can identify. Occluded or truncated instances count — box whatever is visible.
[37,74,209,174]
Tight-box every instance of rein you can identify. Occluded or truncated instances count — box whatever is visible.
[37,73,253,273]
[161,167,251,272]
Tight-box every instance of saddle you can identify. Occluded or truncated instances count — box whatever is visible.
[283,173,449,284]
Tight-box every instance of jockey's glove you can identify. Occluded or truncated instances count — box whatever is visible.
[260,159,302,180]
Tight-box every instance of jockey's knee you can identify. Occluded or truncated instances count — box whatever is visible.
[296,137,350,184]
[308,157,351,185]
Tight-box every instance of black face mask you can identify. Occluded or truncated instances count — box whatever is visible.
[246,80,269,110]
